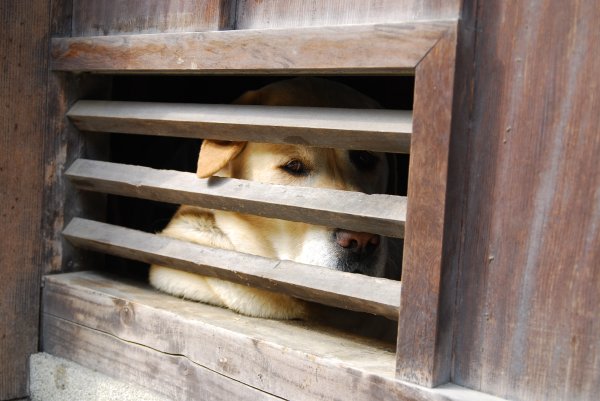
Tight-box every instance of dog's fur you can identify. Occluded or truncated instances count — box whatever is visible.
[149,78,394,319]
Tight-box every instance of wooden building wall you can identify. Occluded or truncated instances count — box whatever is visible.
[67,0,461,35]
[454,1,600,400]
[1,0,598,400]
[0,2,50,399]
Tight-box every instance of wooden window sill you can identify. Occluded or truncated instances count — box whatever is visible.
[42,271,505,401]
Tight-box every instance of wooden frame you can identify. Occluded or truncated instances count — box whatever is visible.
[397,27,458,386]
[44,20,479,398]
[51,22,451,74]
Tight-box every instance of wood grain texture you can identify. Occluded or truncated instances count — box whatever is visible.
[41,271,507,401]
[0,1,49,398]
[67,100,413,153]
[42,76,112,275]
[43,316,281,400]
[453,1,600,400]
[43,0,113,277]
[66,159,407,238]
[50,22,451,74]
[63,218,402,319]
[235,0,461,29]
[72,0,234,36]
[395,28,458,387]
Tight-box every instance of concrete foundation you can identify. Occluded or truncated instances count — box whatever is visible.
[29,353,169,401]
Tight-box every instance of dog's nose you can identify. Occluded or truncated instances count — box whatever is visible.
[335,229,380,256]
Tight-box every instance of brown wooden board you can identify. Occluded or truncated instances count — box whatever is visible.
[395,27,458,387]
[63,218,402,319]
[234,0,461,29]
[42,271,507,401]
[66,159,407,238]
[50,22,451,74]
[43,316,281,400]
[453,1,600,400]
[0,1,49,398]
[67,100,413,153]
[71,0,234,36]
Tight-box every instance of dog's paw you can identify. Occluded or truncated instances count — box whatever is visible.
[207,278,308,319]
[149,265,307,319]
[149,265,222,305]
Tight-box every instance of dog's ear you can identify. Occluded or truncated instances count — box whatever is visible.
[196,87,261,178]
[197,140,246,178]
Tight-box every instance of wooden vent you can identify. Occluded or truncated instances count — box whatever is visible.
[42,20,483,401]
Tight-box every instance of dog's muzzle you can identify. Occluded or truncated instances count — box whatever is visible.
[333,229,383,275]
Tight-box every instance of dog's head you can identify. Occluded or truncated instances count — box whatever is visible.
[197,78,389,277]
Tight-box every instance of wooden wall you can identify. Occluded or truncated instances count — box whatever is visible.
[2,0,598,400]
[68,0,460,36]
[0,1,50,399]
[71,0,235,36]
[453,1,600,400]
[233,0,460,29]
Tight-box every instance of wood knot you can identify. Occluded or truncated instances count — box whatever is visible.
[113,299,135,326]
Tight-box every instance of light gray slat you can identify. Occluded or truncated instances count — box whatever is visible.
[50,22,453,74]
[66,159,406,238]
[62,218,401,319]
[67,101,412,153]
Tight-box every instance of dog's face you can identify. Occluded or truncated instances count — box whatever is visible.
[233,143,387,194]
[197,78,390,277]
[200,141,389,276]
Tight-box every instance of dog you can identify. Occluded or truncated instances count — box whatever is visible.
[149,78,398,319]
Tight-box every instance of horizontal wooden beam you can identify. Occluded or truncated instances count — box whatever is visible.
[42,272,507,401]
[67,101,412,153]
[41,317,279,401]
[50,22,452,74]
[66,159,406,238]
[63,218,402,319]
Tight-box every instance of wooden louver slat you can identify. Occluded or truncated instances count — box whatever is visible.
[67,101,412,153]
[63,218,401,319]
[66,159,407,238]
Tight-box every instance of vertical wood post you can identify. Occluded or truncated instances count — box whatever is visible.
[396,27,460,387]
[0,1,50,398]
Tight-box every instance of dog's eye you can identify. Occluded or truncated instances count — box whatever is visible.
[349,151,379,171]
[281,159,309,176]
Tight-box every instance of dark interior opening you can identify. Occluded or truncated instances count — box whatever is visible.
[98,75,412,338]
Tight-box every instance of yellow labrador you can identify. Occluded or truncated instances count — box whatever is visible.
[149,78,391,319]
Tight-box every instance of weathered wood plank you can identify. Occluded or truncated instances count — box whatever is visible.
[66,159,407,238]
[72,0,234,36]
[235,0,461,29]
[396,28,458,386]
[43,316,281,401]
[50,22,451,74]
[62,218,402,319]
[42,271,507,401]
[453,2,600,400]
[67,100,412,153]
[0,1,50,398]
